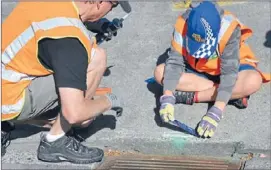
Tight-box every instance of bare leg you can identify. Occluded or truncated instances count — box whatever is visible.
[49,47,108,135]
[154,64,263,103]
[15,48,107,133]
[196,70,262,102]
[154,63,214,92]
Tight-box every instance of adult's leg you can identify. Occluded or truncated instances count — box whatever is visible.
[12,75,60,124]
[49,47,108,135]
[35,47,109,164]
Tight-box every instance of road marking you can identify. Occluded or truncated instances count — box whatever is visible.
[162,132,196,139]
[171,0,247,11]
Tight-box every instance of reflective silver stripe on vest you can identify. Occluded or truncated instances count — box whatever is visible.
[218,15,235,42]
[2,98,24,114]
[173,29,184,47]
[1,64,35,82]
[2,17,92,82]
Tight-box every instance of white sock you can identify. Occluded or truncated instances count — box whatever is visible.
[46,132,65,142]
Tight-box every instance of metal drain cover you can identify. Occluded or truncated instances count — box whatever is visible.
[97,152,243,170]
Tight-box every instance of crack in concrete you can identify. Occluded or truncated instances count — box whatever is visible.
[230,142,271,169]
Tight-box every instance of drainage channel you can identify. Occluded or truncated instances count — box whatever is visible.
[97,150,244,170]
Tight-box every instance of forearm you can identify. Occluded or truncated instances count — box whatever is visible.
[215,27,241,109]
[60,88,111,124]
[215,73,238,109]
[80,96,110,121]
[163,48,185,95]
[216,66,239,102]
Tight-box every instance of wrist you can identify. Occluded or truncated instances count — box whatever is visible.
[208,105,223,121]
[160,95,176,105]
[163,90,174,96]
[214,101,226,112]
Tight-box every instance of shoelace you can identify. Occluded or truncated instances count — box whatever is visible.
[66,136,89,153]
[67,129,85,142]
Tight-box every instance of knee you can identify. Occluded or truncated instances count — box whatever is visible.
[178,73,214,91]
[154,64,165,85]
[244,71,262,95]
[194,81,214,91]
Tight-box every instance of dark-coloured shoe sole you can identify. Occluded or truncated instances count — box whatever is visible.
[37,152,104,164]
[1,146,6,157]
[229,98,248,109]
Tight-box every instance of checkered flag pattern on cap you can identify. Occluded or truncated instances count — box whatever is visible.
[193,18,217,59]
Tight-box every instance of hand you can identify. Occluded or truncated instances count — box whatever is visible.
[105,93,123,117]
[159,95,176,123]
[85,18,120,42]
[102,18,123,41]
[197,106,223,138]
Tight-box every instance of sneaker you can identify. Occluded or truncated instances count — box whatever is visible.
[228,96,250,109]
[1,121,15,157]
[173,91,195,105]
[37,133,104,164]
[66,128,86,142]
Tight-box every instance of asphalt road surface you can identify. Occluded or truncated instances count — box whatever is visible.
[1,1,270,169]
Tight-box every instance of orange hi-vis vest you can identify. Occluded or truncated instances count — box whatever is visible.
[171,11,270,83]
[1,2,96,121]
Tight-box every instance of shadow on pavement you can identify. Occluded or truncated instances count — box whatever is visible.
[10,110,117,141]
[76,114,117,140]
[264,30,271,48]
[10,107,59,140]
[10,124,48,140]
[156,48,170,66]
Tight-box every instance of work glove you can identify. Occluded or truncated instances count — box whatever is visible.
[159,95,176,123]
[85,18,122,43]
[106,93,123,117]
[197,106,223,138]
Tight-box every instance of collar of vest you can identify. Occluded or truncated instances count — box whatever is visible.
[71,1,80,17]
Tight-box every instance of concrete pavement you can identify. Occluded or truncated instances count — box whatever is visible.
[1,1,271,169]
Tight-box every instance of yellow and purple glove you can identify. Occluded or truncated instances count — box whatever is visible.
[197,106,223,138]
[159,95,176,123]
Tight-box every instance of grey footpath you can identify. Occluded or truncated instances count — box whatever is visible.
[1,1,271,170]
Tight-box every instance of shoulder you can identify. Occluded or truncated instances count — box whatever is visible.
[40,37,87,52]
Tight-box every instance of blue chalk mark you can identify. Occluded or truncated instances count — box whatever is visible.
[145,77,156,84]
[169,120,200,137]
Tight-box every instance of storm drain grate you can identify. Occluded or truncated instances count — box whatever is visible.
[98,153,243,170]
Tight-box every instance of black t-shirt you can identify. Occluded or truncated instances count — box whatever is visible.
[38,38,88,91]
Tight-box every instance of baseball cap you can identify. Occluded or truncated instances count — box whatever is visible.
[186,1,221,59]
